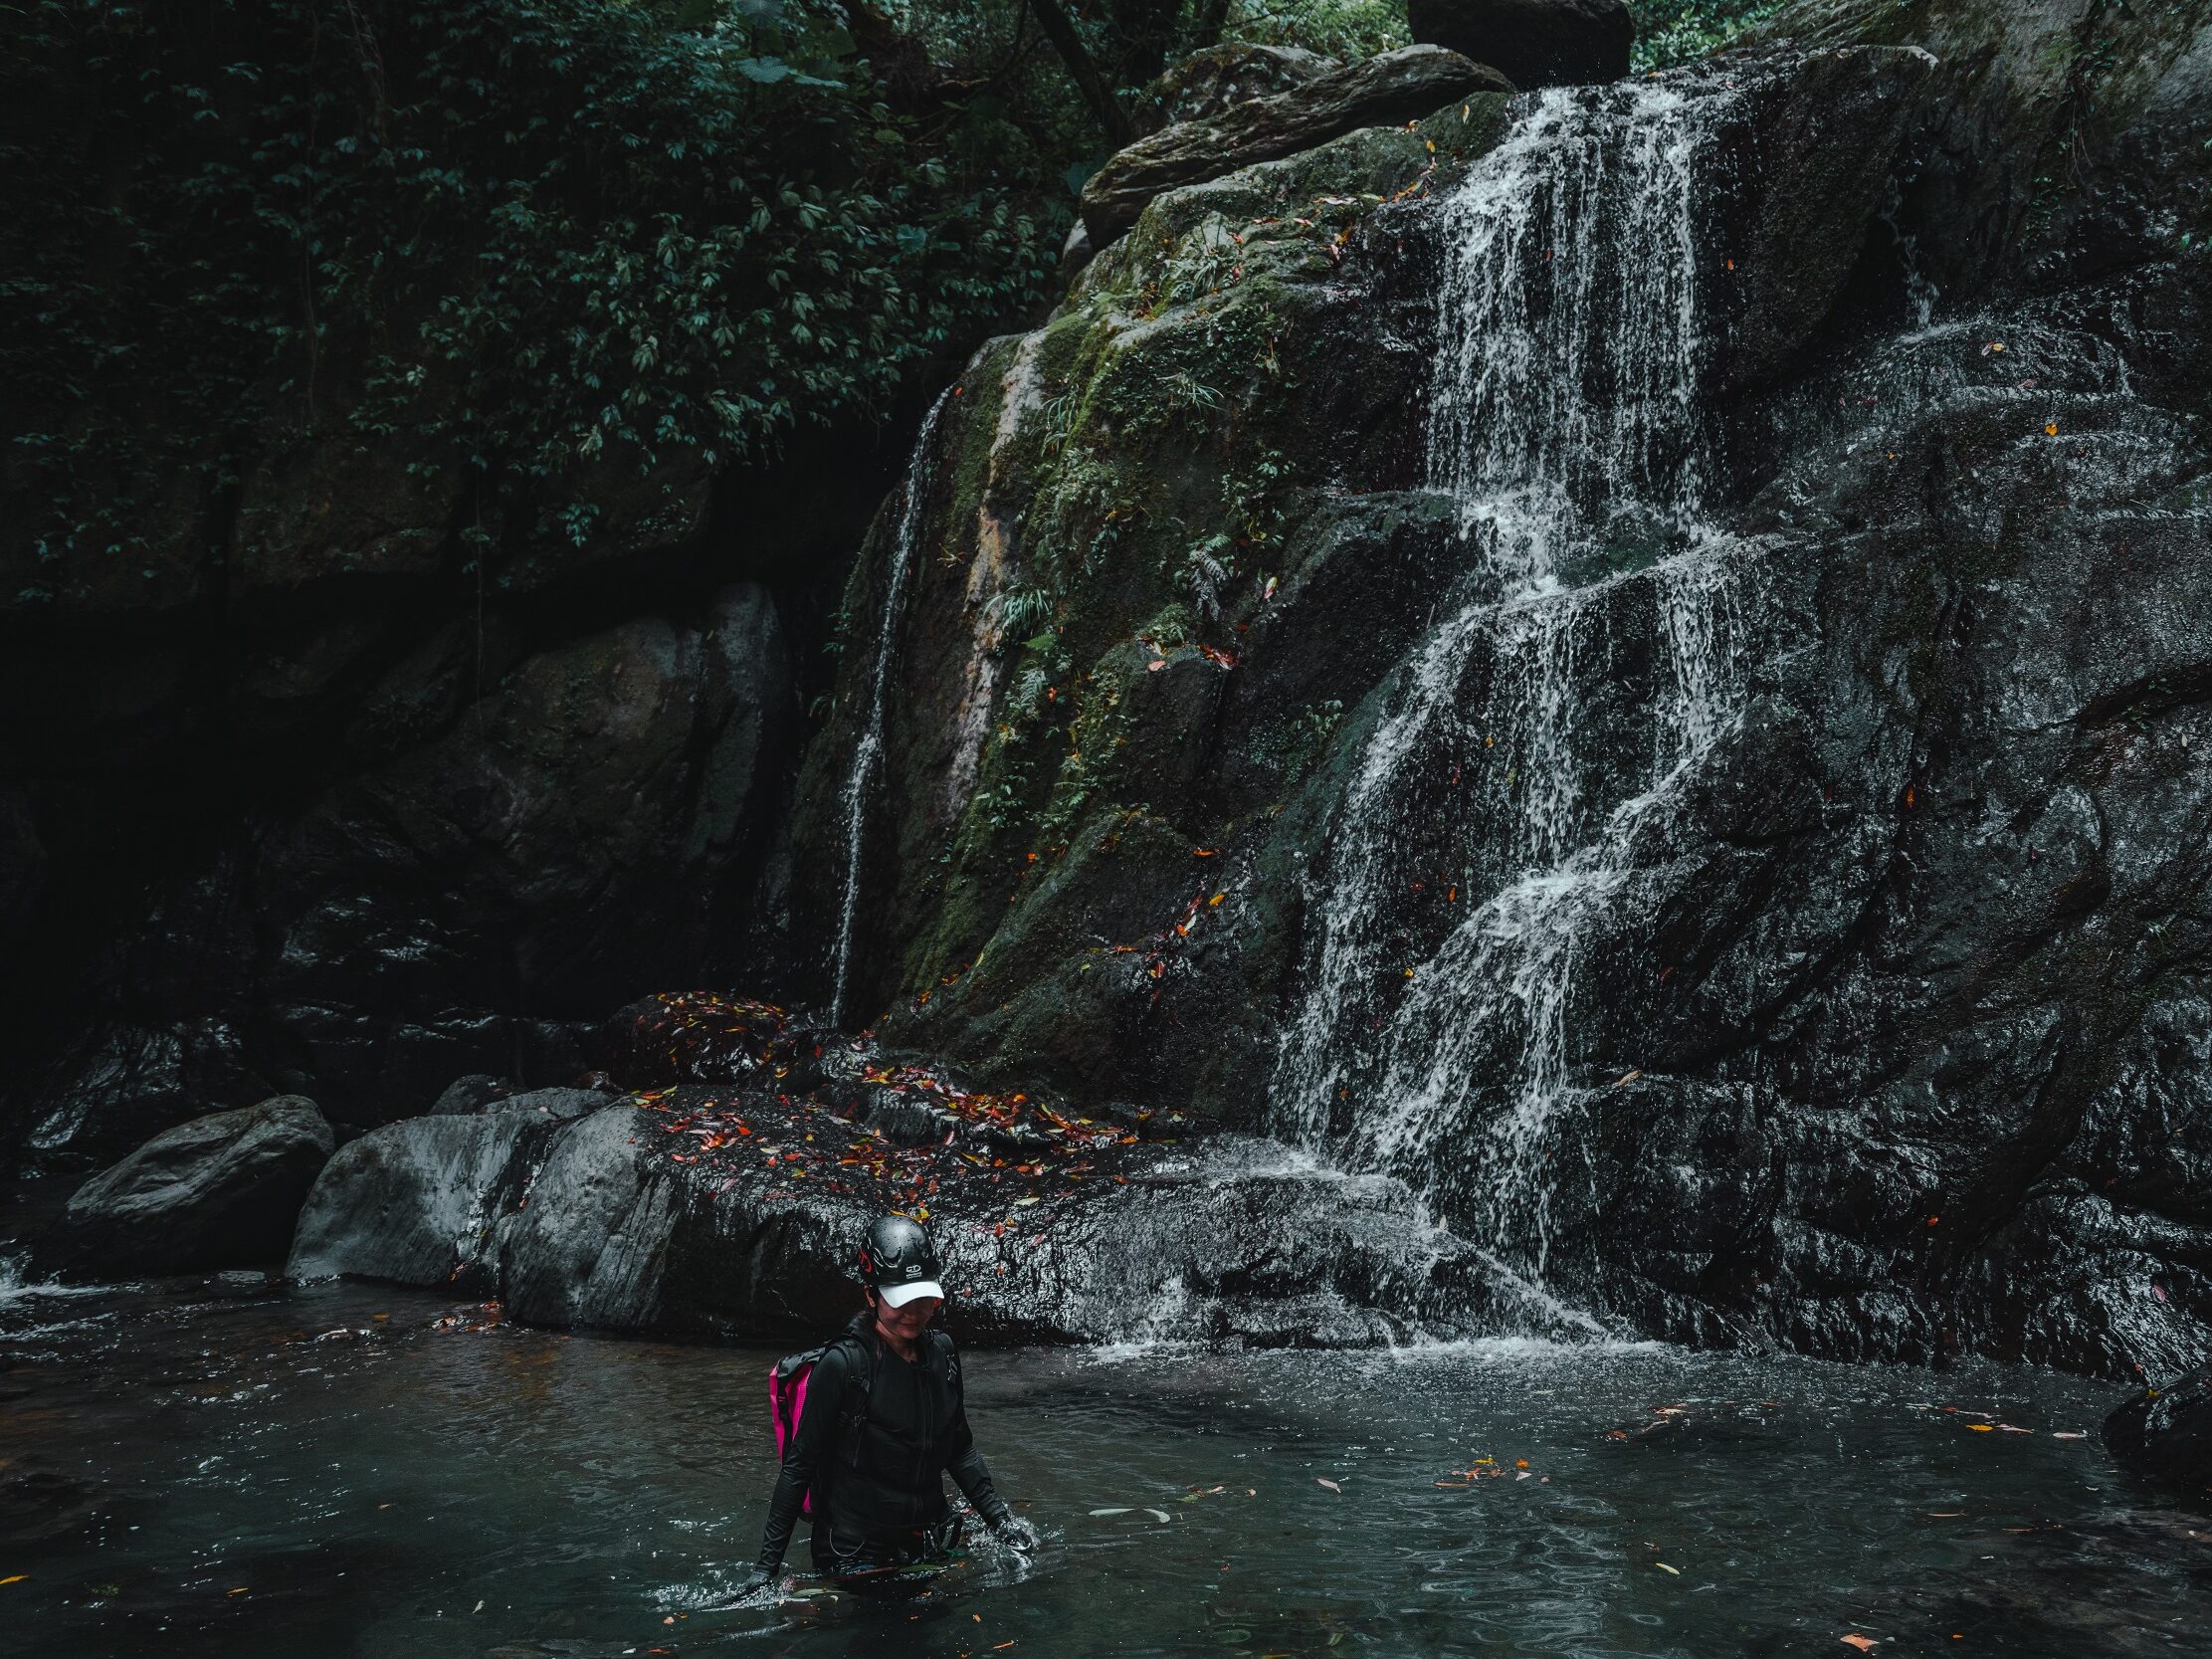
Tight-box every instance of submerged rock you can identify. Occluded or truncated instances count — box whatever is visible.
[1406,0,1633,89]
[39,1097,334,1276]
[1081,46,1512,247]
[2102,1371,2212,1496]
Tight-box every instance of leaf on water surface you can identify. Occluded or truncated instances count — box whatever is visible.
[1146,1509,1172,1524]
[0,1577,25,1586]
[2051,1432,2087,1440]
[1656,1563,1680,1575]
[1316,1478,1341,1493]
[1090,1507,1132,1516]
[1839,1637,1879,1652]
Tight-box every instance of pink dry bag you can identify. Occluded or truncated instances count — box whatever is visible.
[768,1343,853,1518]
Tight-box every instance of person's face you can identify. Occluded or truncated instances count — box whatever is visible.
[874,1292,941,1341]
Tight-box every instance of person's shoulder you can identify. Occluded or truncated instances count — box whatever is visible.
[817,1328,870,1376]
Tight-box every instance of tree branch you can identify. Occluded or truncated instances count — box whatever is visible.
[1026,0,1134,148]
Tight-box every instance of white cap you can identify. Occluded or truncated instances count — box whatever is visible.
[879,1278,944,1309]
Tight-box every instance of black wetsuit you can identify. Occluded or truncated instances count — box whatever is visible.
[756,1312,1011,1575]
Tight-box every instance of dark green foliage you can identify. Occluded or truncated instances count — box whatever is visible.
[1628,0,1790,69]
[2,0,1065,587]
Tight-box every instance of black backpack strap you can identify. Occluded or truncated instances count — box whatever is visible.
[827,1334,874,1465]
[929,1328,960,1397]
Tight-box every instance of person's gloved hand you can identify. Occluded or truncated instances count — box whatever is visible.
[990,1514,1039,1550]
[736,1564,778,1600]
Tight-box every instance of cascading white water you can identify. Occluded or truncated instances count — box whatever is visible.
[1272,81,1762,1278]
[829,390,950,1028]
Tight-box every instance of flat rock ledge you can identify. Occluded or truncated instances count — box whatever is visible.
[289,1006,1584,1347]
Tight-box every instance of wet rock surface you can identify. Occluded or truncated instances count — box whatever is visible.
[795,3,2212,1378]
[1081,46,1513,247]
[2103,1370,2212,1497]
[288,997,1584,1344]
[38,1096,333,1276]
[1406,0,1633,90]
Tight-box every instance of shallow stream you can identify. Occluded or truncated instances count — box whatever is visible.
[4,1269,2208,1658]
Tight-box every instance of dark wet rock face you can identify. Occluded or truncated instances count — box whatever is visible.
[11,581,798,1166]
[794,0,2212,1376]
[1081,47,1514,247]
[2103,1371,2212,1496]
[1406,0,1632,90]
[38,1096,333,1276]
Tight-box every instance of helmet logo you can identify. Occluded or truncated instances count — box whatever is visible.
[905,1265,922,1280]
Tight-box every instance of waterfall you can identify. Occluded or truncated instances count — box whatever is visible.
[830,390,950,1029]
[1272,81,1760,1281]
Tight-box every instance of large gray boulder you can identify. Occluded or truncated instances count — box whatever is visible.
[289,1111,553,1289]
[287,1087,1584,1345]
[1082,45,1513,247]
[39,1097,334,1275]
[1406,0,1633,90]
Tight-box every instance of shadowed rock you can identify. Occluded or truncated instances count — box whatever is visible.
[1135,42,1339,136]
[39,1097,334,1275]
[1082,46,1512,247]
[2103,1371,2212,1496]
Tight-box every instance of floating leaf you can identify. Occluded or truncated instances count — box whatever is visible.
[1089,1507,1132,1517]
[1145,1508,1172,1524]
[1316,1477,1341,1493]
[1840,1637,1879,1653]
[1656,1562,1680,1575]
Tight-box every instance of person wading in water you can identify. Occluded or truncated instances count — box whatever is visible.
[742,1214,1034,1591]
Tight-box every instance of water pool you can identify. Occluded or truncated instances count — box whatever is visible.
[2,1271,2205,1657]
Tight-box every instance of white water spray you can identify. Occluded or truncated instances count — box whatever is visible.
[1273,81,1764,1279]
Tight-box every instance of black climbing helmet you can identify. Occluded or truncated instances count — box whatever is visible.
[858,1213,944,1308]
